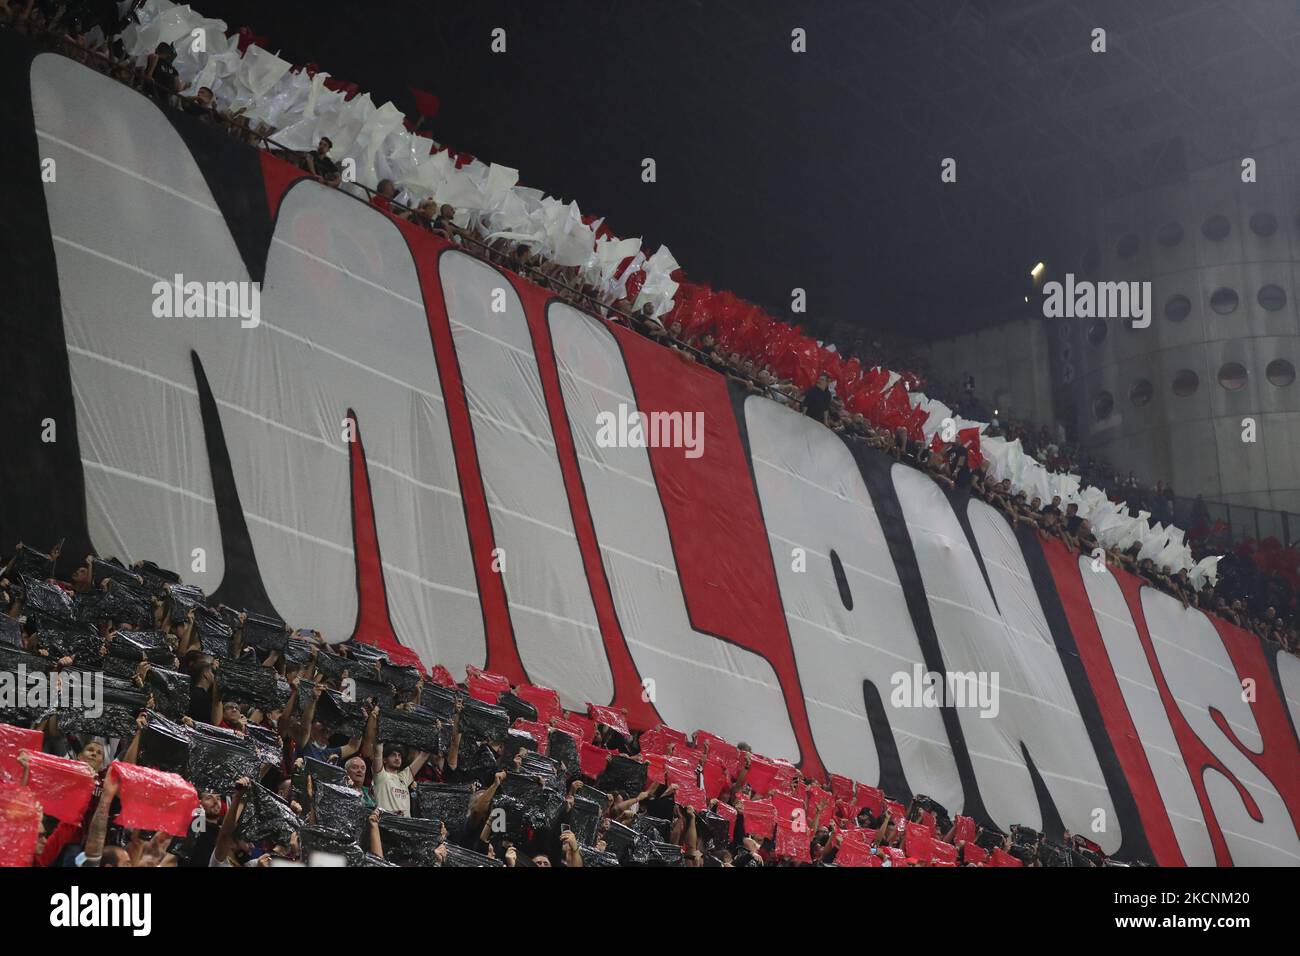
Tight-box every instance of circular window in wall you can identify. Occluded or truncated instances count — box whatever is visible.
[1172,369,1199,396]
[1202,214,1231,241]
[1129,379,1153,407]
[1086,318,1108,345]
[1250,211,1279,237]
[1258,284,1287,311]
[1217,362,1248,391]
[1080,243,1100,279]
[1210,287,1239,314]
[1156,221,1184,247]
[1092,391,1114,420]
[1116,234,1140,259]
[1266,358,1296,387]
[1164,294,1192,322]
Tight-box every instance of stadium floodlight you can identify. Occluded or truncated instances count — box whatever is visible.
[1030,261,1046,279]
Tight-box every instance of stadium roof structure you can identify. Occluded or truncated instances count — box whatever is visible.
[196,0,1300,336]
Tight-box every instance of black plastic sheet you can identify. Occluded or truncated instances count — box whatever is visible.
[309,648,350,683]
[494,783,564,837]
[187,722,262,792]
[7,544,55,579]
[379,662,421,699]
[61,672,150,740]
[518,752,560,783]
[0,646,50,724]
[441,843,503,867]
[105,629,175,673]
[299,825,364,866]
[417,682,460,718]
[568,794,604,846]
[33,621,102,662]
[504,727,535,762]
[377,812,444,866]
[89,557,142,589]
[360,852,397,867]
[241,613,288,653]
[193,607,233,656]
[312,687,368,738]
[293,757,348,805]
[79,581,154,629]
[377,706,444,753]
[632,813,670,840]
[596,753,647,797]
[578,845,619,867]
[700,810,730,849]
[350,674,394,710]
[138,712,192,773]
[215,658,290,711]
[313,780,367,839]
[164,585,205,624]
[243,722,284,769]
[20,575,74,619]
[144,667,192,720]
[133,560,181,590]
[414,782,473,827]
[457,741,500,787]
[346,642,388,668]
[236,782,302,846]
[0,616,21,648]
[547,729,579,771]
[283,639,316,667]
[458,698,509,746]
[497,691,538,724]
[601,819,639,860]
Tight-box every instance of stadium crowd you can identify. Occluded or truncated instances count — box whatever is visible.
[1,540,1114,868]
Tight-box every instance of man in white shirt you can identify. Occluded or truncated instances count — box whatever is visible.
[371,741,431,817]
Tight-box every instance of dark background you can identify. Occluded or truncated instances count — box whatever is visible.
[192,0,1300,338]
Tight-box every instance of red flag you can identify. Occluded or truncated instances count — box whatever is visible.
[738,798,776,838]
[701,757,728,800]
[744,756,778,796]
[561,712,597,743]
[0,724,43,784]
[674,782,707,812]
[514,684,561,723]
[587,703,629,737]
[835,829,880,867]
[774,819,812,862]
[855,784,884,815]
[408,87,441,118]
[990,847,1023,867]
[465,667,510,703]
[579,742,612,779]
[21,751,96,823]
[109,762,198,837]
[0,784,41,867]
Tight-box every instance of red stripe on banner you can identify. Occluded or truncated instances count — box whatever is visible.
[1041,542,1185,865]
[512,283,661,728]
[617,329,825,779]
[259,151,309,220]
[1112,572,1243,865]
[1206,615,1300,834]
[344,410,420,669]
